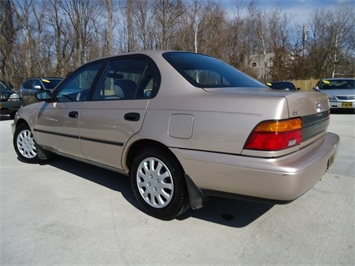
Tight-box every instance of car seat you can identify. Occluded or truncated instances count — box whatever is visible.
[114,80,136,99]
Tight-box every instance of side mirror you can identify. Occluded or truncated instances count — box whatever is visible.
[313,86,320,92]
[36,90,52,101]
[33,85,42,90]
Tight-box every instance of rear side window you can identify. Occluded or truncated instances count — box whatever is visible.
[163,52,265,89]
[94,58,158,100]
[33,79,42,88]
[23,80,33,89]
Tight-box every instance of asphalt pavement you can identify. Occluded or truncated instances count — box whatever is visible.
[1,113,354,265]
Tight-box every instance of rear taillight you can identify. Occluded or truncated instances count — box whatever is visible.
[244,118,302,151]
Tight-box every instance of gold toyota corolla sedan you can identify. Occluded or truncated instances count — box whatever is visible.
[12,51,339,220]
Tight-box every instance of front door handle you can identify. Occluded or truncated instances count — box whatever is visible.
[69,111,78,118]
[124,112,140,121]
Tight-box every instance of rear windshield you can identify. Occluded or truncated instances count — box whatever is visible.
[320,79,355,90]
[163,52,265,89]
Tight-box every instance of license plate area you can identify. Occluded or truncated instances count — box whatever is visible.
[342,102,352,107]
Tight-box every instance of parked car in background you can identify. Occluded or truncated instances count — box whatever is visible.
[266,81,299,91]
[314,78,355,112]
[0,80,22,119]
[18,77,63,105]
[12,51,339,220]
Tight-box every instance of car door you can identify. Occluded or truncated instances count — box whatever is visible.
[79,57,158,170]
[35,62,104,158]
[20,79,35,105]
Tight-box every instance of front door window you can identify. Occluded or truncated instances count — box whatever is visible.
[56,63,103,102]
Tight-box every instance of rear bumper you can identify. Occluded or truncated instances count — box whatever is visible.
[174,132,339,202]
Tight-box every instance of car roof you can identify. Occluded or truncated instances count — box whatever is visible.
[320,78,355,81]
[84,50,207,65]
[25,77,63,80]
[269,81,293,83]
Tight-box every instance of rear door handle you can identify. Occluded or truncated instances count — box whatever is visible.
[69,111,78,118]
[124,112,140,121]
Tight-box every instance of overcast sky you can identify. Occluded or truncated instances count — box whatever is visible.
[222,0,355,25]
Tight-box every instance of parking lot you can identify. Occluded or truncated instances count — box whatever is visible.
[1,113,354,265]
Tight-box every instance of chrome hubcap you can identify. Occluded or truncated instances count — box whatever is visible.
[136,157,174,208]
[16,129,37,159]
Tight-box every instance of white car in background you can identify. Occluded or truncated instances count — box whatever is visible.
[314,78,355,113]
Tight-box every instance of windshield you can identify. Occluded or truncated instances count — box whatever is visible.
[0,81,11,91]
[163,52,265,89]
[320,79,355,90]
[42,78,62,89]
[266,82,296,90]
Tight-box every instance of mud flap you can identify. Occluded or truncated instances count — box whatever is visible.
[184,173,205,210]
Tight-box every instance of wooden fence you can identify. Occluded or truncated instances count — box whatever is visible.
[292,80,319,91]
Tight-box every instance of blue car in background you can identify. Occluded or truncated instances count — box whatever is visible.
[0,80,22,119]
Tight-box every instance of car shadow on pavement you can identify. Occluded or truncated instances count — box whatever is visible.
[178,198,273,227]
[47,155,137,205]
[331,109,355,114]
[47,155,273,227]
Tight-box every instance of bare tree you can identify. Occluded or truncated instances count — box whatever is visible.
[265,7,291,80]
[153,0,186,50]
[225,0,248,69]
[189,0,204,53]
[132,0,155,50]
[171,0,204,52]
[192,1,225,59]
[126,0,134,51]
[327,4,354,77]
[0,0,18,83]
[307,4,354,78]
[104,0,114,55]
[13,0,35,78]
[31,1,49,76]
[2,0,354,88]
[58,0,101,67]
[46,0,75,76]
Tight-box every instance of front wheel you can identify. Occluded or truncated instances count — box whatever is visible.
[13,123,39,163]
[131,148,190,220]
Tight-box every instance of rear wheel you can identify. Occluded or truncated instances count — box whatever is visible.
[13,123,39,163]
[131,148,190,220]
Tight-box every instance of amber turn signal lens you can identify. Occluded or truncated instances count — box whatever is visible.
[254,118,302,132]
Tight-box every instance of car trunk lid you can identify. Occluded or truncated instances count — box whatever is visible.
[284,91,330,142]
[203,87,330,151]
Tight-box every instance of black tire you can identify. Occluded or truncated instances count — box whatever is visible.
[10,112,16,119]
[13,123,40,163]
[131,147,190,220]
